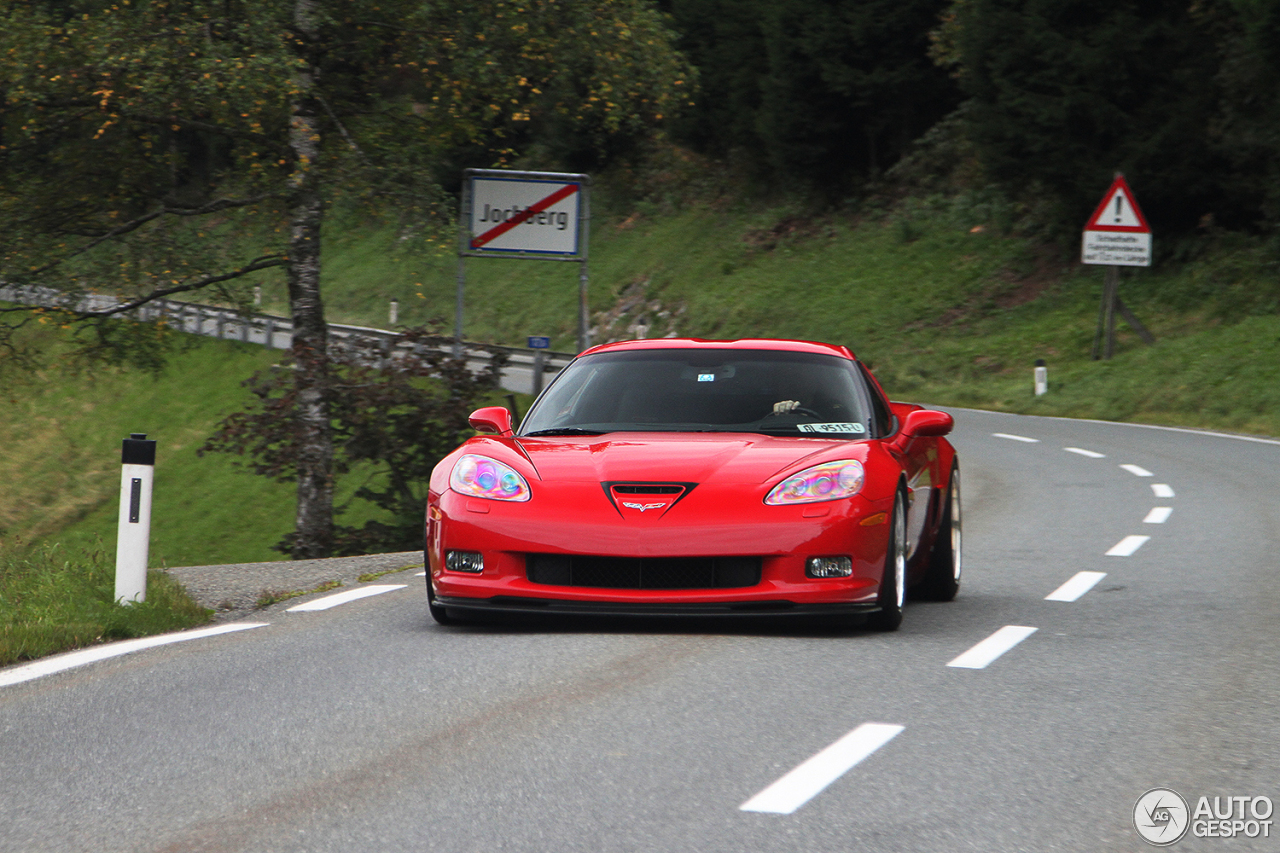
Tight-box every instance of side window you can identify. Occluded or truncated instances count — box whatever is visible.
[857,363,893,437]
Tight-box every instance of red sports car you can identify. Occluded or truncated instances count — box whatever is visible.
[424,338,960,629]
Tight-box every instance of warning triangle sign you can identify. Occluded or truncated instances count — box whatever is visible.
[1085,175,1151,233]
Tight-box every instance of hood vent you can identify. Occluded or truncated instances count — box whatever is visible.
[612,484,684,495]
[602,481,697,518]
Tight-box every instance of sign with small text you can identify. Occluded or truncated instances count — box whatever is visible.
[467,177,583,257]
[1082,175,1152,267]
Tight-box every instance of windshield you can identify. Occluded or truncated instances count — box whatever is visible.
[520,348,875,438]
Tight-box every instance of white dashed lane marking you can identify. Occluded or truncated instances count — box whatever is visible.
[1045,571,1107,602]
[739,723,905,815]
[1064,447,1106,458]
[947,626,1038,670]
[286,585,408,612]
[993,433,1040,443]
[1107,535,1151,556]
[1121,464,1154,477]
[1144,507,1173,524]
[1152,483,1175,498]
[0,623,270,688]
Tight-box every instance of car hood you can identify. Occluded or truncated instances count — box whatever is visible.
[513,433,865,485]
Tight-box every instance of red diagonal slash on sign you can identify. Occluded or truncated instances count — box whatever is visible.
[470,183,580,249]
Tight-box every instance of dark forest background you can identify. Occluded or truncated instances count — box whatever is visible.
[656,0,1279,240]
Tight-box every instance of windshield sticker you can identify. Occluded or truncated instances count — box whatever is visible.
[698,373,715,382]
[797,422,867,434]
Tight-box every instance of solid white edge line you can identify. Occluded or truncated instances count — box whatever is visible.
[1064,447,1106,458]
[1045,571,1107,602]
[0,622,269,688]
[739,723,905,815]
[1120,464,1154,477]
[1144,507,1173,524]
[993,433,1040,443]
[947,626,1038,669]
[1152,484,1176,498]
[1107,535,1151,556]
[948,406,1280,447]
[1076,419,1280,446]
[285,584,408,612]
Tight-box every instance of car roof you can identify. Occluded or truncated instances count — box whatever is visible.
[579,338,857,361]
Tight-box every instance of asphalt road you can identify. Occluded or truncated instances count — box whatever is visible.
[3,408,1278,852]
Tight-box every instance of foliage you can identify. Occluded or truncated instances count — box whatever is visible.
[665,0,959,196]
[201,328,509,555]
[10,201,1280,580]
[0,540,209,667]
[1,0,692,557]
[0,0,693,308]
[943,0,1280,238]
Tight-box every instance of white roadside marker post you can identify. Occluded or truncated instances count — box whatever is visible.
[114,433,156,604]
[1034,358,1048,396]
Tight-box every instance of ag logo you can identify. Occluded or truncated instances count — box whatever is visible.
[622,502,667,513]
[1135,788,1190,846]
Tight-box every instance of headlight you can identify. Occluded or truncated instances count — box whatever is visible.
[449,454,531,501]
[765,459,864,505]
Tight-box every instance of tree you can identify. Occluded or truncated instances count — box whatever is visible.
[665,0,959,195]
[0,0,692,557]
[946,0,1273,235]
[201,328,508,556]
[1211,0,1280,232]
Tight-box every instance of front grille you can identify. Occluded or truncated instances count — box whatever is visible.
[526,554,762,589]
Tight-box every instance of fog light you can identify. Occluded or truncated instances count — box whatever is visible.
[446,550,484,573]
[806,556,853,578]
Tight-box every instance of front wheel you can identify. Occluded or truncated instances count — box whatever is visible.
[868,490,907,631]
[915,462,961,602]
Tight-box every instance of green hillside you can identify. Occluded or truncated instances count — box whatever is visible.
[4,198,1278,572]
[1,333,297,567]
[274,199,1280,434]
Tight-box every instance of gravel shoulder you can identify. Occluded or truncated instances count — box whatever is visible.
[164,550,425,621]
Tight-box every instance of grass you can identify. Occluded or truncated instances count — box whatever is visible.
[6,197,1277,577]
[357,564,422,582]
[0,327,301,568]
[1,187,1275,666]
[0,540,209,667]
[0,324,416,570]
[254,579,342,609]
[270,197,1279,437]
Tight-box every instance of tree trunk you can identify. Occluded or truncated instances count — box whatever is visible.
[287,0,334,559]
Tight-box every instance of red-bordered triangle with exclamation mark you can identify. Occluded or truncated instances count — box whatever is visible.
[1085,174,1151,233]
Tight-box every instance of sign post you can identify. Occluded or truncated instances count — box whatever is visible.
[527,335,551,396]
[1083,174,1155,360]
[456,170,591,354]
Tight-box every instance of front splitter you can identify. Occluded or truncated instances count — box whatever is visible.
[432,594,883,620]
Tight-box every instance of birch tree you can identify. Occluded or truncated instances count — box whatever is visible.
[0,0,691,556]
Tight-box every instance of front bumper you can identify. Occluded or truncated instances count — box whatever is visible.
[427,484,895,610]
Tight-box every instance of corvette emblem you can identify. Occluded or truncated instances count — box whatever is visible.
[622,502,667,512]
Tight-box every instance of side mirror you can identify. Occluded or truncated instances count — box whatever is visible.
[900,409,953,439]
[468,406,514,437]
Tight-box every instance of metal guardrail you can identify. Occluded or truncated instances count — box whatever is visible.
[0,284,577,391]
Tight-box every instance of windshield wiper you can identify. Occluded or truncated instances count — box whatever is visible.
[521,428,608,437]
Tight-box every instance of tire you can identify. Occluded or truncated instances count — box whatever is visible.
[868,489,907,631]
[916,463,961,602]
[426,577,456,625]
